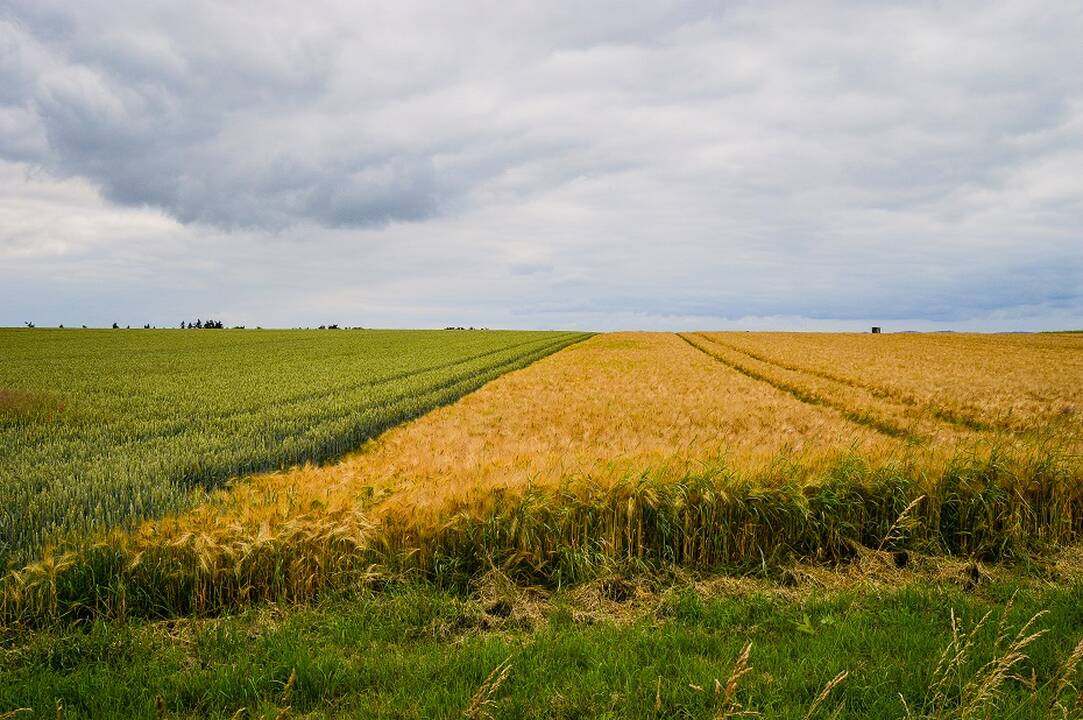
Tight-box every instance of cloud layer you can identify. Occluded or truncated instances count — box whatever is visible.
[2,1,1081,329]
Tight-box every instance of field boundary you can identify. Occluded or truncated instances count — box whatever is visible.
[181,331,587,423]
[106,333,588,451]
[15,334,588,482]
[50,332,582,436]
[0,331,591,565]
[199,332,596,477]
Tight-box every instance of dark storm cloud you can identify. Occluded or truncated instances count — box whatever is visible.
[1,1,716,229]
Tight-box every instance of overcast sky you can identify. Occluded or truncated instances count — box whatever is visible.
[2,1,1081,331]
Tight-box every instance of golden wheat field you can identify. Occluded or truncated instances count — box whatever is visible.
[190,330,1080,525]
[708,331,1083,434]
[195,331,908,526]
[5,331,1082,623]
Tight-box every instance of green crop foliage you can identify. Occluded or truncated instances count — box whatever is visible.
[0,328,589,566]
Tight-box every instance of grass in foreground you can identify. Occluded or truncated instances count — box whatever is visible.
[2,565,1082,719]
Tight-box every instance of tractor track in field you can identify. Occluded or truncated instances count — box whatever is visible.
[677,333,925,443]
[694,333,995,433]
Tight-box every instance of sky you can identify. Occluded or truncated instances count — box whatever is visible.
[2,1,1081,331]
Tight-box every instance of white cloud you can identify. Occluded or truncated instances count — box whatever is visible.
[1,1,1081,329]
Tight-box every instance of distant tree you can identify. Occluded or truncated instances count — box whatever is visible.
[112,322,119,329]
[59,324,64,328]
[186,319,225,329]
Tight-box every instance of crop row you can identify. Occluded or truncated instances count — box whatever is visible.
[0,329,589,565]
[4,444,1080,626]
[707,331,1083,434]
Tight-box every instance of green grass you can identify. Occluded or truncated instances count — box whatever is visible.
[0,328,589,566]
[1,575,1081,718]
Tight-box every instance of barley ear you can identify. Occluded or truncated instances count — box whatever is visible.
[280,667,298,706]
[463,658,513,720]
[804,670,848,720]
